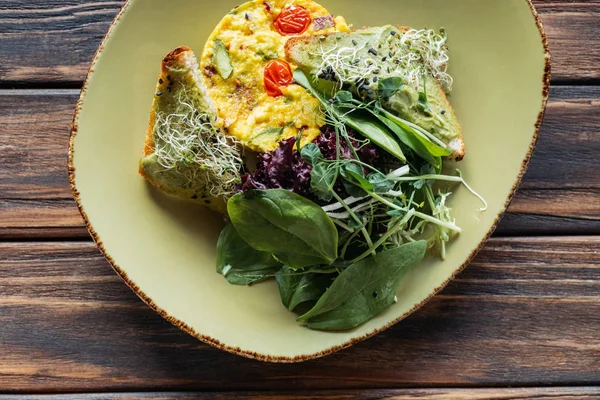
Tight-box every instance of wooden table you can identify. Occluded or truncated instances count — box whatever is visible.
[0,1,599,399]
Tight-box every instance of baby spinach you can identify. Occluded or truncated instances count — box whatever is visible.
[369,109,443,170]
[228,189,339,269]
[378,107,452,158]
[276,266,334,311]
[293,69,406,163]
[335,109,406,163]
[297,241,427,331]
[216,223,281,285]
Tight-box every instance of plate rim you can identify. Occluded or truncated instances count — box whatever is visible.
[68,0,551,363]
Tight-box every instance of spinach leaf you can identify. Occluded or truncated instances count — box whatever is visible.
[378,107,452,158]
[297,241,427,331]
[276,266,334,311]
[293,69,406,163]
[213,39,233,79]
[335,108,406,163]
[228,189,339,269]
[216,224,281,285]
[368,172,395,193]
[377,77,403,99]
[369,110,443,170]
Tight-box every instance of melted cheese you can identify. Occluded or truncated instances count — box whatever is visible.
[201,0,349,151]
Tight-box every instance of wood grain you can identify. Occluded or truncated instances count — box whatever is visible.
[0,87,598,238]
[0,1,598,85]
[0,237,599,392]
[1,388,600,399]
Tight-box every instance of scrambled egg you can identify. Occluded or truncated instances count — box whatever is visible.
[200,0,349,152]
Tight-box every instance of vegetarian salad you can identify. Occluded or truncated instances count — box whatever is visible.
[139,0,486,331]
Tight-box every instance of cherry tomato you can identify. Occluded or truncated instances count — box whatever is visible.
[264,60,293,97]
[275,5,312,35]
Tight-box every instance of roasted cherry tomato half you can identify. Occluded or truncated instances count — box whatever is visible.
[264,60,293,97]
[275,5,312,35]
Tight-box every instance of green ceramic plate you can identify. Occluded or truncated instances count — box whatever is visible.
[69,0,550,362]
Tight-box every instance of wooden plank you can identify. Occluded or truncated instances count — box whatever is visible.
[0,237,599,391]
[0,1,598,84]
[1,387,600,399]
[0,86,598,238]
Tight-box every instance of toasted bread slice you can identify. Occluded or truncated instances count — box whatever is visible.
[286,26,465,160]
[139,46,242,214]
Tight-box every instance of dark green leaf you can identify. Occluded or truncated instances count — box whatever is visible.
[294,69,405,163]
[337,108,406,163]
[377,77,403,99]
[335,90,354,103]
[378,107,452,158]
[369,109,443,170]
[311,162,336,202]
[276,266,334,311]
[418,91,432,115]
[297,241,427,331]
[216,224,281,285]
[250,127,285,144]
[213,39,233,79]
[300,143,323,165]
[228,190,339,269]
[340,163,372,197]
[368,172,395,193]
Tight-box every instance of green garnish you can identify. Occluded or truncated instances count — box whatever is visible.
[213,39,233,79]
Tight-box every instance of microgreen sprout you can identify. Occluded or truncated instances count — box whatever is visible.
[153,91,243,198]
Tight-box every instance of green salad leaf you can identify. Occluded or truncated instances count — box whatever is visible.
[368,171,395,193]
[276,266,334,311]
[338,109,407,163]
[340,162,372,197]
[377,77,403,99]
[228,189,339,269]
[298,241,427,331]
[293,69,406,163]
[216,223,281,285]
[369,109,443,170]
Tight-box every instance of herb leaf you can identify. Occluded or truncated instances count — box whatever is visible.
[338,108,406,163]
[311,162,336,202]
[293,69,405,163]
[369,110,444,170]
[297,241,427,331]
[300,143,323,165]
[276,266,334,311]
[228,189,339,269]
[335,90,354,103]
[213,39,233,79]
[216,223,281,285]
[377,77,403,99]
[341,163,373,197]
[368,172,395,193]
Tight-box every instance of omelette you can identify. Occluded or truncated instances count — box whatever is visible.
[200,0,349,152]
